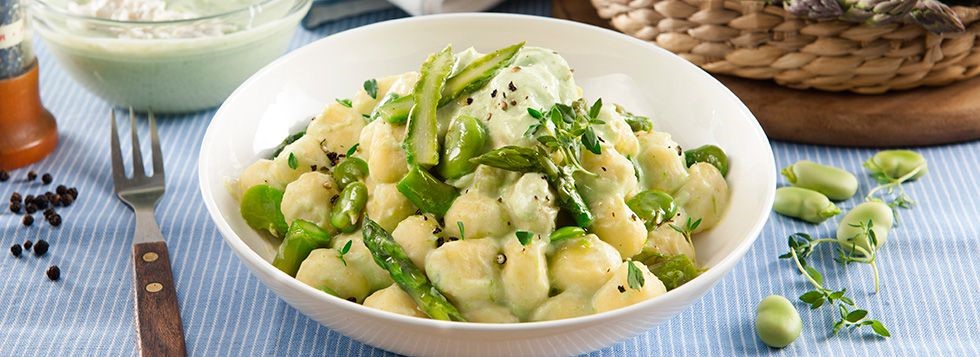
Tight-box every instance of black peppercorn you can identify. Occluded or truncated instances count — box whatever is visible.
[10,192,21,203]
[56,185,67,195]
[41,173,53,185]
[34,198,47,210]
[49,214,62,227]
[10,244,22,257]
[23,240,32,251]
[46,266,60,281]
[24,194,34,204]
[34,240,48,256]
[0,170,9,182]
[25,203,37,214]
[22,214,34,226]
[9,201,21,213]
[27,171,37,181]
[67,188,78,200]
[43,208,55,217]
[61,195,73,207]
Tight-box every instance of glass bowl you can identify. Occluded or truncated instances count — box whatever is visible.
[31,0,311,113]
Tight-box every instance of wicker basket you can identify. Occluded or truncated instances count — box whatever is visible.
[592,0,980,93]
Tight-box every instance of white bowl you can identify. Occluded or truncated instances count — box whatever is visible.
[199,13,775,356]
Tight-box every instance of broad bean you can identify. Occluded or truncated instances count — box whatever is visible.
[684,144,729,177]
[864,150,927,183]
[331,181,369,233]
[437,115,488,180]
[240,184,289,238]
[773,187,840,224]
[836,201,894,254]
[332,157,369,190]
[626,190,678,228]
[781,160,858,201]
[755,295,802,348]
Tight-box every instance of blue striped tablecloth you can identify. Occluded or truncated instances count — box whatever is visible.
[1,1,978,355]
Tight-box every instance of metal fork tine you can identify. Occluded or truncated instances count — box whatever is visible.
[110,110,126,189]
[129,107,145,178]
[149,110,164,178]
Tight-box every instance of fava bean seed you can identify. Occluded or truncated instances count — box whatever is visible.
[864,150,927,184]
[239,184,289,238]
[773,187,840,223]
[755,295,802,348]
[684,145,729,177]
[332,157,369,190]
[626,190,678,228]
[331,181,368,233]
[438,115,489,180]
[836,201,894,254]
[781,160,858,201]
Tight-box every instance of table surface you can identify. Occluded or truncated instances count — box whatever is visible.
[2,1,978,356]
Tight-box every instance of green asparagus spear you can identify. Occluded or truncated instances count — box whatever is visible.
[273,219,333,276]
[614,104,653,132]
[549,226,586,242]
[440,42,525,106]
[361,219,466,321]
[396,165,459,218]
[405,45,454,167]
[471,146,595,227]
[437,115,489,180]
[271,130,306,158]
[375,94,414,124]
[331,181,369,233]
[240,184,289,238]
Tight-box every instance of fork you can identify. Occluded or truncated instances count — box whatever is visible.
[110,108,187,357]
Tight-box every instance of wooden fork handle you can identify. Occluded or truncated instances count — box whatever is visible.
[133,241,187,357]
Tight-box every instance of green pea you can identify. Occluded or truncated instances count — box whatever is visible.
[755,295,802,348]
[781,160,858,201]
[332,157,369,190]
[272,219,332,276]
[684,144,729,177]
[836,201,894,254]
[626,190,678,228]
[773,187,840,224]
[240,184,289,238]
[864,150,927,184]
[549,226,586,242]
[437,115,488,180]
[331,181,369,233]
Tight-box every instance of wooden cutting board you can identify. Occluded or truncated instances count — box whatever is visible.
[553,0,980,147]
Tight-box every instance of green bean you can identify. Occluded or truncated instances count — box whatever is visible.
[375,94,414,124]
[273,219,332,276]
[332,157,369,190]
[549,226,586,242]
[330,181,368,233]
[643,253,700,291]
[626,190,678,228]
[773,187,841,224]
[864,150,927,184]
[240,184,289,238]
[836,201,894,254]
[405,45,454,167]
[684,144,729,177]
[396,165,459,218]
[361,219,466,321]
[755,295,802,348]
[437,115,489,180]
[781,160,858,201]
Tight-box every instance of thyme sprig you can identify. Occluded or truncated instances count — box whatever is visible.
[669,217,701,262]
[781,233,891,338]
[865,163,924,221]
[525,99,606,175]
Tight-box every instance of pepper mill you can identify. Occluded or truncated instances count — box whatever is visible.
[1,0,58,170]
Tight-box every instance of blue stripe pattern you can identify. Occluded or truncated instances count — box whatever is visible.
[1,0,978,355]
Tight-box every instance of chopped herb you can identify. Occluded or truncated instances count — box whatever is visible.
[338,239,353,266]
[627,260,645,290]
[588,98,602,119]
[582,127,601,155]
[336,98,353,108]
[457,221,465,240]
[346,143,360,157]
[527,108,543,119]
[364,79,378,99]
[287,153,298,170]
[515,231,533,246]
[669,217,701,262]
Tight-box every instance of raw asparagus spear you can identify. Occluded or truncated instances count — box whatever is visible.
[471,146,595,227]
[439,42,525,106]
[361,219,466,321]
[396,165,459,218]
[405,45,454,167]
[375,94,414,124]
[273,219,332,276]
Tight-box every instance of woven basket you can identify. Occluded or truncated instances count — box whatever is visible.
[592,0,980,93]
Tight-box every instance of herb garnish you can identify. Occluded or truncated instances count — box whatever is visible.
[456,221,465,240]
[669,217,701,262]
[336,98,353,108]
[338,239,353,266]
[627,260,645,290]
[780,233,891,338]
[364,79,378,99]
[287,153,298,170]
[515,231,533,246]
[346,143,360,157]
